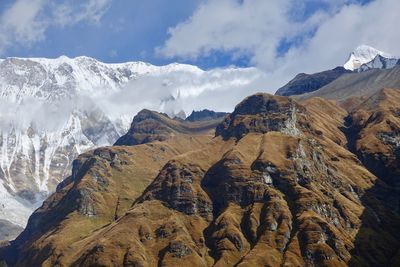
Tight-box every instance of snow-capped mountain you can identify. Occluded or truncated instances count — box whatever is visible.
[0,56,262,238]
[358,54,400,72]
[344,45,399,71]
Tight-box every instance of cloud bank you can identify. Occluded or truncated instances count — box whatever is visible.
[159,0,400,92]
[97,66,265,119]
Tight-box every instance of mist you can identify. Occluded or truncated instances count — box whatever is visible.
[96,66,266,122]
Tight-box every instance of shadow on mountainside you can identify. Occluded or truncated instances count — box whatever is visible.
[342,115,400,266]
[348,179,400,266]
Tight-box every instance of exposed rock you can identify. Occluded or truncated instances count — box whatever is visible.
[276,66,351,96]
[358,55,400,72]
[1,130,214,266]
[345,88,400,211]
[216,93,307,139]
[167,241,193,258]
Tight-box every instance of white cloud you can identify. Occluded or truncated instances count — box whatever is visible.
[158,0,400,92]
[96,66,265,119]
[157,0,348,70]
[0,0,46,50]
[283,0,400,70]
[158,0,297,71]
[52,0,112,27]
[0,0,112,54]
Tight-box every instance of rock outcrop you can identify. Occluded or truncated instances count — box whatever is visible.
[216,94,307,139]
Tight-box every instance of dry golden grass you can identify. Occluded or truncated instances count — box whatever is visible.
[6,93,400,267]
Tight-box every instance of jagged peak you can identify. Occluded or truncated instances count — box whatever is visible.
[216,93,306,139]
[344,45,397,71]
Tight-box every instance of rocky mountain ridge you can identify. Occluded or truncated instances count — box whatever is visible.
[275,67,351,96]
[2,90,399,266]
[357,54,400,72]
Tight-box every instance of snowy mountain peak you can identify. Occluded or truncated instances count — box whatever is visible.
[344,45,397,70]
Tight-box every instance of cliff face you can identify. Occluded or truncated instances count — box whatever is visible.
[215,94,307,139]
[2,93,400,267]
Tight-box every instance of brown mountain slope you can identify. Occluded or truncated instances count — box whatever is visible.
[345,88,400,188]
[342,88,400,266]
[2,93,400,266]
[0,109,218,266]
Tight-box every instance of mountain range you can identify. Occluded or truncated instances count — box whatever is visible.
[2,87,400,266]
[0,45,399,266]
[0,56,259,240]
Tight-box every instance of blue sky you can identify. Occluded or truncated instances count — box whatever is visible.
[0,0,202,64]
[0,0,398,72]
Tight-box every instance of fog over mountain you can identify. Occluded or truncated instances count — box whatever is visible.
[0,55,262,236]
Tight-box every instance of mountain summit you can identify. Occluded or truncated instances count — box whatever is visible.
[343,45,398,71]
[276,45,400,97]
